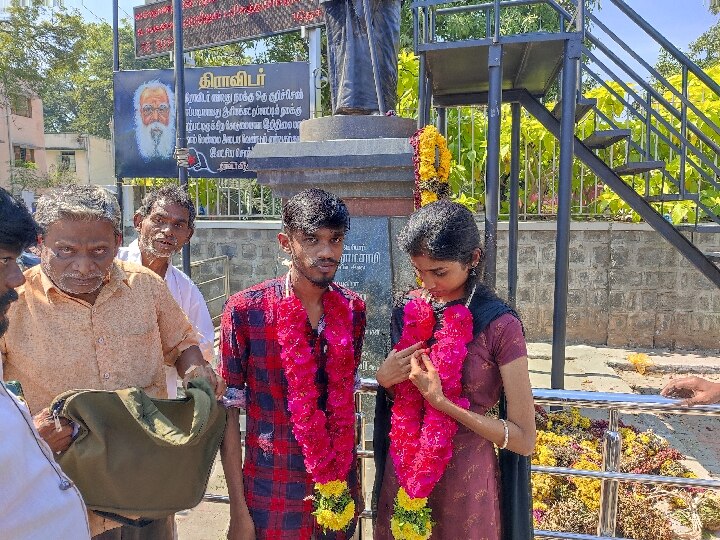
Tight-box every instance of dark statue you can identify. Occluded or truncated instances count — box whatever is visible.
[323,0,401,115]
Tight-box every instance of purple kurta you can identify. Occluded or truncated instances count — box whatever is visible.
[374,313,528,540]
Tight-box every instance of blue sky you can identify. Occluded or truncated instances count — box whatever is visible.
[70,0,718,69]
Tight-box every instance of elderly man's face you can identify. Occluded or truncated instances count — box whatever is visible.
[139,87,171,127]
[40,219,120,300]
[0,244,24,337]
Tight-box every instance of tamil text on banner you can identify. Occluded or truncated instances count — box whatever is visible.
[113,62,310,179]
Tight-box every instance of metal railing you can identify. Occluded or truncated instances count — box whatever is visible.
[189,255,230,329]
[204,380,720,539]
[189,179,281,220]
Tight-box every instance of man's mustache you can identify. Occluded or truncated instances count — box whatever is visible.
[311,258,340,267]
[154,234,177,245]
[0,288,19,310]
[63,272,104,280]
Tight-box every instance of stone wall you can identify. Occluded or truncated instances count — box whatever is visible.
[143,220,719,351]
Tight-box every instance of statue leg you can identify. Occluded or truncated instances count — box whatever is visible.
[324,0,381,114]
[371,0,402,113]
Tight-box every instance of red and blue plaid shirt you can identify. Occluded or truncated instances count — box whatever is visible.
[219,276,366,540]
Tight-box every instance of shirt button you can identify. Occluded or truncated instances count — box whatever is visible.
[103,373,110,380]
[97,337,104,344]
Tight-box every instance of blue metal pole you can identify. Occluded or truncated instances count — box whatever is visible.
[484,44,502,291]
[551,37,580,390]
[112,0,123,231]
[508,103,520,308]
[172,0,191,277]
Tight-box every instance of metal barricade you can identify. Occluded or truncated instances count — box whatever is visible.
[205,380,720,540]
[189,255,230,331]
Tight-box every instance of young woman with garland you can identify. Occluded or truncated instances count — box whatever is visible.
[372,200,536,540]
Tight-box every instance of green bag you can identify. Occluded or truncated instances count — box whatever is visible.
[50,378,226,525]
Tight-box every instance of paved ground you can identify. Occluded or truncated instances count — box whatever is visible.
[176,343,720,539]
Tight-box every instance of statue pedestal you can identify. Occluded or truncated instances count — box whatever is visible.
[249,115,417,376]
[249,115,417,216]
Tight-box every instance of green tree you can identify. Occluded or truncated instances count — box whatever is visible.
[42,21,169,139]
[0,1,84,108]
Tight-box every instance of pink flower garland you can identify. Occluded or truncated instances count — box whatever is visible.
[276,289,359,484]
[390,297,474,498]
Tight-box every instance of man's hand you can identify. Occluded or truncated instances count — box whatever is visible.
[661,376,720,406]
[376,342,424,389]
[183,362,227,399]
[227,511,256,540]
[33,408,73,454]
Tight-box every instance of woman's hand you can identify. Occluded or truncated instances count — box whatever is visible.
[377,342,424,388]
[409,352,447,410]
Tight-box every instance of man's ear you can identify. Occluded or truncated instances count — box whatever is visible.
[185,227,194,244]
[132,213,143,232]
[278,232,292,255]
[114,233,122,255]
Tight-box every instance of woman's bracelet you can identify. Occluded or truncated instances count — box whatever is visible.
[499,419,509,450]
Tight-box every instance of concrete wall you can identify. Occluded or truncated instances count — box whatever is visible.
[125,219,719,351]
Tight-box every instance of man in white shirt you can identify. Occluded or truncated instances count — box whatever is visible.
[117,185,215,397]
[0,186,91,539]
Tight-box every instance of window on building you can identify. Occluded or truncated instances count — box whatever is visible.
[10,95,32,118]
[13,146,35,164]
[59,151,76,172]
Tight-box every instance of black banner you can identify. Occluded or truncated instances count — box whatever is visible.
[134,0,323,59]
[113,63,309,179]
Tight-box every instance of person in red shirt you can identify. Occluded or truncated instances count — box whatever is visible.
[220,189,366,540]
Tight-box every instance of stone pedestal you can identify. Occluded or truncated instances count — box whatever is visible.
[249,115,417,216]
[249,115,417,376]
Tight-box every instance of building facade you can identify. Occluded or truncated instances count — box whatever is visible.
[45,133,115,186]
[0,93,48,192]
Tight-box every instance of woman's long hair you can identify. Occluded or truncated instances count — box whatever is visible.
[398,199,483,293]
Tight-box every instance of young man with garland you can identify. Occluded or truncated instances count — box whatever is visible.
[220,188,366,540]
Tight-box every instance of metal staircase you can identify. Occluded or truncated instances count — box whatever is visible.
[412,0,720,386]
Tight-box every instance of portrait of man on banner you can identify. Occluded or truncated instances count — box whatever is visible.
[134,80,176,162]
[114,70,177,178]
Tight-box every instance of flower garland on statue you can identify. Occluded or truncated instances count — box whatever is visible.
[389,291,475,539]
[410,125,452,209]
[276,273,360,532]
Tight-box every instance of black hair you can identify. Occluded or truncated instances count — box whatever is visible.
[282,188,350,235]
[0,187,38,251]
[398,199,483,283]
[137,184,196,229]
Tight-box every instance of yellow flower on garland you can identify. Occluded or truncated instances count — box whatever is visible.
[316,480,346,498]
[391,517,431,540]
[316,500,355,531]
[410,125,453,209]
[420,190,438,206]
[397,487,428,512]
[391,488,432,540]
[312,480,355,532]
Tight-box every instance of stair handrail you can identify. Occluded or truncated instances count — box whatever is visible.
[604,0,720,99]
[581,12,720,143]
[411,0,576,49]
[583,65,720,226]
[583,49,720,189]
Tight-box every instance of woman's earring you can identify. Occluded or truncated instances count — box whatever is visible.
[469,265,478,278]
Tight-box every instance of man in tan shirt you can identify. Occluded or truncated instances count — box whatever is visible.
[0,184,224,539]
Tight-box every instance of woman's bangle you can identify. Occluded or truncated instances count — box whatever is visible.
[499,419,509,450]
